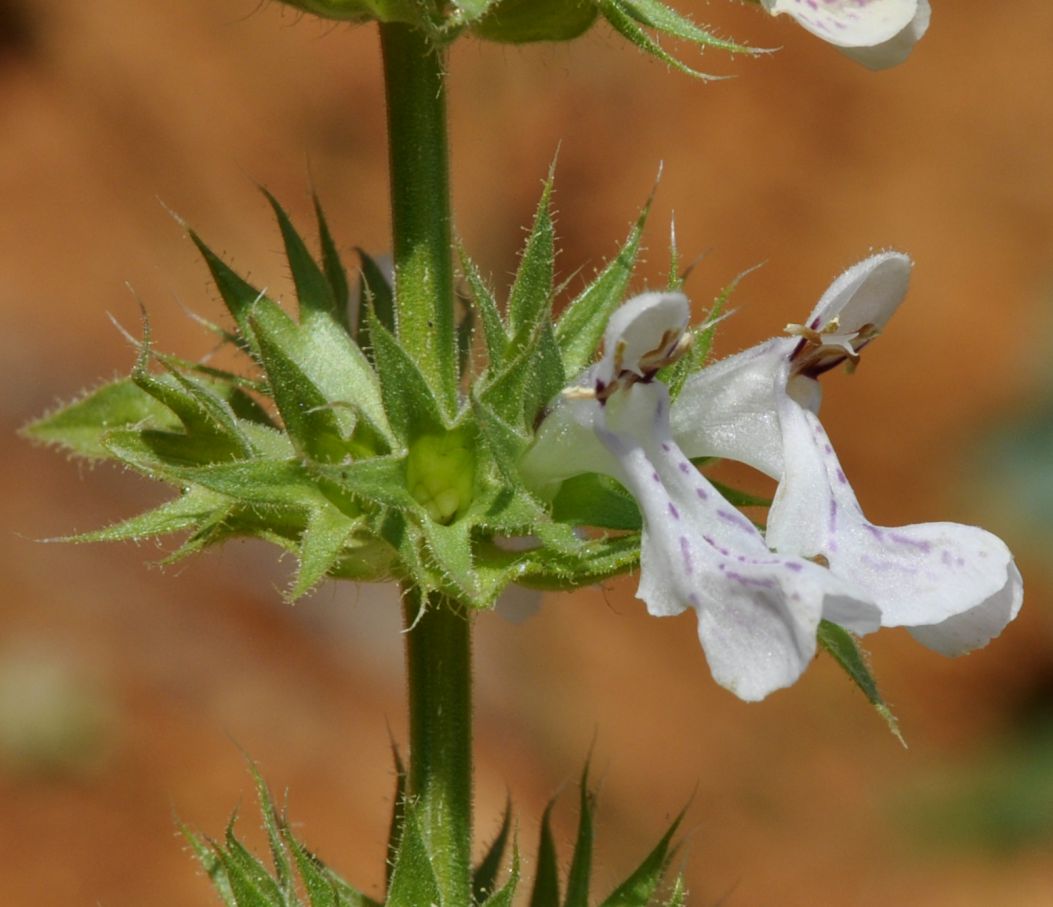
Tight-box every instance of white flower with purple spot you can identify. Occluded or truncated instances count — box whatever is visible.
[760,0,931,69]
[672,251,1022,657]
[522,292,879,701]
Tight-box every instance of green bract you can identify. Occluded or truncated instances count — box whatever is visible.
[26,184,660,608]
[271,0,755,73]
[472,0,598,43]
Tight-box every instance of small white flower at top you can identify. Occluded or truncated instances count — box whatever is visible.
[760,0,931,69]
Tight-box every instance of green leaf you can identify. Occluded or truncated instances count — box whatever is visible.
[563,765,595,907]
[458,243,509,369]
[599,809,684,907]
[528,800,560,907]
[818,620,905,746]
[507,171,555,344]
[551,474,642,531]
[263,189,344,330]
[23,378,182,460]
[385,806,442,907]
[555,194,651,377]
[707,479,771,510]
[368,312,447,441]
[473,799,513,904]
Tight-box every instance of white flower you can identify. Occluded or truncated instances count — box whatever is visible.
[672,252,1023,656]
[522,292,879,701]
[761,0,931,70]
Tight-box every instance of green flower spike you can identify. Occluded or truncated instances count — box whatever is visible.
[25,183,669,609]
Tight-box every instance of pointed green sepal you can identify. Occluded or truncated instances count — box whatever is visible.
[22,377,182,461]
[368,312,447,442]
[458,243,509,370]
[818,619,905,746]
[188,229,268,357]
[249,295,393,446]
[291,505,367,600]
[555,194,651,377]
[473,799,513,904]
[63,486,232,545]
[180,824,238,907]
[263,189,345,330]
[563,763,596,907]
[508,171,556,345]
[599,808,684,906]
[479,837,520,907]
[220,814,287,907]
[598,0,734,80]
[529,799,561,907]
[314,195,351,324]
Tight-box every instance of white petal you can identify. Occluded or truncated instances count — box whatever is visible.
[519,391,616,495]
[763,0,928,69]
[806,251,912,335]
[597,291,690,381]
[600,382,876,701]
[908,563,1023,656]
[671,338,794,479]
[768,398,1022,649]
[837,1,931,69]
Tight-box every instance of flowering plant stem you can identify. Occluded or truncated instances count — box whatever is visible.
[403,590,473,905]
[380,21,459,414]
[381,20,473,906]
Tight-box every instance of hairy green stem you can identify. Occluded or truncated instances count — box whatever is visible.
[402,591,473,904]
[380,22,458,417]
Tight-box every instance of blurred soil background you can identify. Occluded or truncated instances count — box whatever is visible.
[3,0,1053,903]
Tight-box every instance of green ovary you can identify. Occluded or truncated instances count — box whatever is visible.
[406,429,476,525]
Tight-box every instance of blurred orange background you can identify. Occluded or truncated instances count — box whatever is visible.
[3,0,1053,903]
